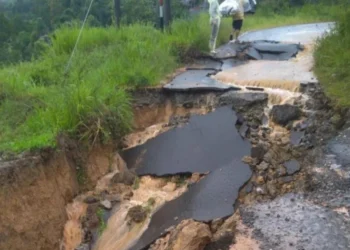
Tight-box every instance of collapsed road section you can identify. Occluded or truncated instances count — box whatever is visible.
[122,106,251,176]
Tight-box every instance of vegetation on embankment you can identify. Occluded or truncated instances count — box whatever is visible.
[0,2,346,153]
[314,8,350,106]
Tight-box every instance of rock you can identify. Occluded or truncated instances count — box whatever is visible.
[210,219,225,233]
[256,176,265,185]
[127,205,147,223]
[257,161,269,171]
[330,113,344,129]
[162,182,177,192]
[290,130,304,145]
[251,143,267,162]
[204,231,234,250]
[277,165,287,177]
[213,213,238,239]
[256,186,267,195]
[84,204,100,229]
[281,176,294,183]
[123,190,134,200]
[270,104,302,126]
[219,91,268,108]
[84,196,100,204]
[267,182,278,197]
[100,200,112,210]
[191,173,201,183]
[75,244,90,250]
[111,168,136,186]
[242,156,255,165]
[104,194,121,203]
[166,220,212,250]
[284,160,300,175]
[280,136,290,145]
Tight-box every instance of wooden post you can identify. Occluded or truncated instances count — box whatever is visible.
[164,0,171,28]
[159,0,164,31]
[114,0,121,27]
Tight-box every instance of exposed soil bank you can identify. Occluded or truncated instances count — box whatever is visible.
[0,144,115,250]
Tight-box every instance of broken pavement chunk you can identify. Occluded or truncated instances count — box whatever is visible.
[122,106,251,176]
[131,161,252,250]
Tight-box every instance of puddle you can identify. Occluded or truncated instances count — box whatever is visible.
[131,162,252,250]
[122,106,251,176]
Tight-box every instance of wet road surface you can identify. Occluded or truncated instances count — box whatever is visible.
[240,193,350,250]
[239,22,335,44]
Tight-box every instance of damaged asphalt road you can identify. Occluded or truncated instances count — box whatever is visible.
[131,161,252,250]
[122,106,251,176]
[123,105,252,249]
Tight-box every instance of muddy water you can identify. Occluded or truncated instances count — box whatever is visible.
[94,177,189,250]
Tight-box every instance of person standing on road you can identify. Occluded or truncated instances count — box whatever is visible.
[208,0,221,54]
[230,0,244,43]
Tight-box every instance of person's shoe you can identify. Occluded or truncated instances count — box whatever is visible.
[210,50,217,55]
[229,39,236,44]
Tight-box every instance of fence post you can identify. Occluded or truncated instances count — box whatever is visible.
[114,0,121,27]
[164,0,171,28]
[159,0,164,31]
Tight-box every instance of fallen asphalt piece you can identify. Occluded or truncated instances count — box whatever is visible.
[246,41,304,61]
[163,70,239,91]
[239,22,335,44]
[328,127,350,167]
[240,193,350,250]
[131,161,252,250]
[122,106,251,176]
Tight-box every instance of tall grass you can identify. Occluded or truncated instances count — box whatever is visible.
[314,8,350,106]
[0,2,345,153]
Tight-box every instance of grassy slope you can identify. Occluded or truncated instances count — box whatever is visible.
[314,9,350,106]
[0,3,344,153]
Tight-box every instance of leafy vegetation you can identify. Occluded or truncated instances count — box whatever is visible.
[0,0,347,153]
[314,7,350,106]
[96,208,107,235]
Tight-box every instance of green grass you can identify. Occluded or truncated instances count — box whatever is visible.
[314,9,350,106]
[0,2,345,153]
[96,208,107,235]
